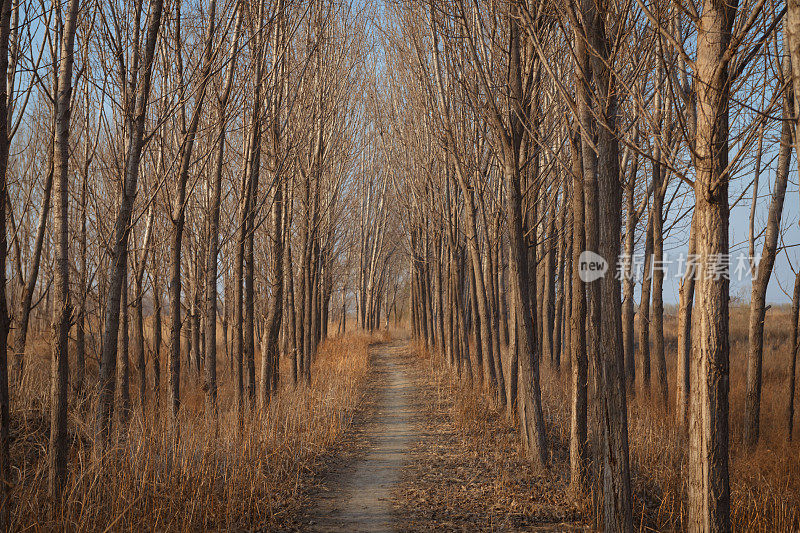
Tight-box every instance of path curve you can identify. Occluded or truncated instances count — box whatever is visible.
[309,339,414,532]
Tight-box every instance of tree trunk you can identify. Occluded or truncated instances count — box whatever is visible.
[503,8,547,468]
[97,0,165,444]
[153,273,162,405]
[743,73,792,448]
[638,211,653,392]
[653,166,667,409]
[687,2,735,528]
[506,157,547,467]
[676,215,697,424]
[498,246,509,347]
[0,0,11,516]
[49,0,78,496]
[168,222,183,419]
[569,129,588,496]
[245,171,258,402]
[788,271,800,441]
[553,189,567,371]
[543,206,556,369]
[622,151,638,390]
[76,129,89,397]
[204,7,241,413]
[286,240,298,385]
[119,264,130,425]
[455,249,473,381]
[260,178,284,407]
[192,289,202,372]
[507,269,519,411]
[574,3,601,403]
[167,0,218,419]
[588,6,633,528]
[134,275,146,412]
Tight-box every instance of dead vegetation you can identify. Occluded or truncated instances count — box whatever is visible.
[8,333,374,531]
[394,342,590,532]
[403,305,800,531]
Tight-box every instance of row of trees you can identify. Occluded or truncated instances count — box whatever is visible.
[0,0,402,522]
[389,0,797,530]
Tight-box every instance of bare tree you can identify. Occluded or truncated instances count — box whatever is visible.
[96,0,165,444]
[743,46,793,448]
[0,0,13,521]
[49,0,80,497]
[687,1,737,528]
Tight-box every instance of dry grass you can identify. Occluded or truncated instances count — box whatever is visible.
[536,305,800,531]
[9,331,375,531]
[409,305,800,530]
[395,340,588,531]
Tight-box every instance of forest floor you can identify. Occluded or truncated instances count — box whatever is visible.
[302,337,588,532]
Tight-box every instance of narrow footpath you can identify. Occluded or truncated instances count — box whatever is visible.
[308,340,415,532]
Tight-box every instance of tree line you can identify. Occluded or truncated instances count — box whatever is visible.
[0,0,797,530]
[383,0,798,531]
[0,0,404,523]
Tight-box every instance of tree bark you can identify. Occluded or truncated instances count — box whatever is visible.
[743,70,792,448]
[49,0,79,497]
[204,6,241,413]
[622,148,638,390]
[260,177,284,407]
[652,164,667,409]
[118,262,130,425]
[569,129,587,496]
[553,188,567,371]
[503,5,547,467]
[153,272,162,405]
[0,0,11,517]
[687,1,736,528]
[638,211,653,391]
[676,215,697,424]
[167,0,218,419]
[587,4,634,528]
[788,270,800,441]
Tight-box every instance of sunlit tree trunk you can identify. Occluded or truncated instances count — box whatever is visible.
[676,215,697,424]
[638,211,653,392]
[0,0,11,517]
[743,66,792,448]
[97,0,165,444]
[569,128,587,497]
[205,2,242,415]
[688,1,736,528]
[49,0,79,497]
[788,271,800,440]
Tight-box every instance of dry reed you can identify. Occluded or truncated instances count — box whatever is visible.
[9,332,374,531]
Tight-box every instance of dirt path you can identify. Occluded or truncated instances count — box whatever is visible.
[308,339,415,532]
[306,338,586,532]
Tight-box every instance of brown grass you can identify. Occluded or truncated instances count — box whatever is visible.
[396,340,588,531]
[410,305,800,530]
[536,305,800,531]
[9,331,374,531]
